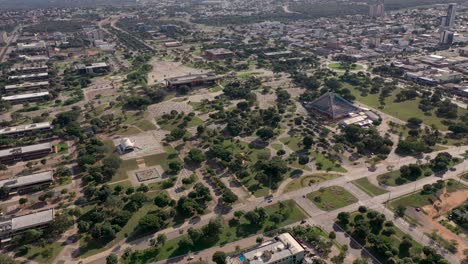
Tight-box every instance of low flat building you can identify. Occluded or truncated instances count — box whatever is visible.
[75,62,109,74]
[3,81,49,94]
[227,233,305,264]
[164,41,182,48]
[10,65,48,74]
[0,142,53,164]
[0,171,53,197]
[17,41,47,51]
[204,48,234,60]
[19,55,50,62]
[165,72,220,89]
[7,72,49,82]
[0,122,53,137]
[1,91,50,104]
[264,50,293,58]
[0,209,54,244]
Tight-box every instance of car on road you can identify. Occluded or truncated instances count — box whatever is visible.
[415,207,421,212]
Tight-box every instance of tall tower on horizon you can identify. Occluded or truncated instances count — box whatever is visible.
[369,0,385,18]
[441,3,457,29]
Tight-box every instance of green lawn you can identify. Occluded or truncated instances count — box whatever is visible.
[389,179,467,210]
[352,177,388,196]
[344,211,423,261]
[123,200,307,263]
[308,186,358,211]
[22,242,65,264]
[344,83,468,130]
[56,142,69,153]
[270,143,283,151]
[79,200,156,258]
[143,145,180,171]
[328,63,363,71]
[284,173,341,193]
[311,151,347,173]
[222,139,272,197]
[134,120,157,131]
[279,136,302,152]
[111,158,138,182]
[156,116,203,131]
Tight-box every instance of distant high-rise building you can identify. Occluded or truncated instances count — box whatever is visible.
[440,30,454,45]
[440,3,457,29]
[369,0,385,18]
[0,31,7,44]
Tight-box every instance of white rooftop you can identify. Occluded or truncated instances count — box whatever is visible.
[241,233,304,264]
[4,81,49,90]
[0,170,53,189]
[11,209,54,231]
[0,122,52,135]
[1,91,49,101]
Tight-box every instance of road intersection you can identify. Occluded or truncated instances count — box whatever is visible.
[80,146,467,264]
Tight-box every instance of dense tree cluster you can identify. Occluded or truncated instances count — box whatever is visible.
[336,208,450,263]
[336,125,393,157]
[176,183,212,218]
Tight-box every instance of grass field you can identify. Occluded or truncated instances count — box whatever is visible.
[345,211,423,261]
[123,200,307,263]
[344,83,468,130]
[352,177,388,196]
[283,173,341,193]
[222,139,272,197]
[156,116,203,131]
[308,186,358,211]
[311,151,347,172]
[22,242,64,264]
[328,63,363,71]
[279,136,302,152]
[134,119,157,131]
[111,159,138,182]
[389,179,467,210]
[79,197,157,258]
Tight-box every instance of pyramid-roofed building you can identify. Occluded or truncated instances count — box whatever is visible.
[308,92,358,120]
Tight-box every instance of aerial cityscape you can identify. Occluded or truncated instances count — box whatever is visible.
[0,0,467,264]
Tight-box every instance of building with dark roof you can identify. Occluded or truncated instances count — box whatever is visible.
[204,48,234,60]
[305,92,358,120]
[165,72,220,89]
[0,142,53,165]
[0,170,54,197]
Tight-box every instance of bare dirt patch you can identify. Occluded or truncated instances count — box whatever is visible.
[255,91,277,109]
[147,59,206,85]
[147,100,194,117]
[417,189,468,258]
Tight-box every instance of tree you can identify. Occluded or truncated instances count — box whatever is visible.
[212,251,227,264]
[395,205,406,218]
[154,192,172,207]
[156,233,167,245]
[337,212,350,227]
[106,254,118,264]
[303,136,314,149]
[168,161,183,174]
[222,189,238,204]
[19,198,28,206]
[256,127,274,141]
[0,253,17,264]
[407,117,422,128]
[188,148,205,164]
